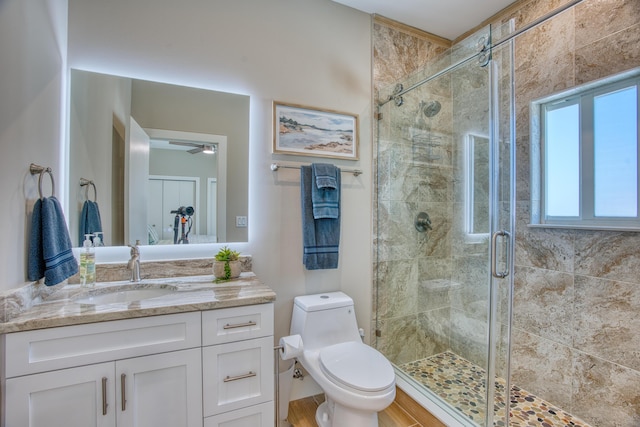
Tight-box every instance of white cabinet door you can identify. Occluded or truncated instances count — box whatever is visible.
[4,362,115,427]
[116,348,202,427]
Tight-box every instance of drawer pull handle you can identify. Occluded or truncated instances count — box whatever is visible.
[101,377,108,416]
[224,371,257,382]
[121,373,127,411]
[223,321,257,329]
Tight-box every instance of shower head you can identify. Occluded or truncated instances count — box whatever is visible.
[422,100,441,117]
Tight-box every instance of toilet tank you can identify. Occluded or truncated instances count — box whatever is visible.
[290,292,362,350]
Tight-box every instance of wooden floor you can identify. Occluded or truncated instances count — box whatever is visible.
[286,387,446,427]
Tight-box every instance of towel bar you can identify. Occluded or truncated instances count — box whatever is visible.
[270,162,362,177]
[29,163,55,199]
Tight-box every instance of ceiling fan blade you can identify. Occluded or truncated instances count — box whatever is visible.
[169,140,200,148]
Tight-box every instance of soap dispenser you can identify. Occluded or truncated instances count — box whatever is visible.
[93,232,104,247]
[80,234,96,287]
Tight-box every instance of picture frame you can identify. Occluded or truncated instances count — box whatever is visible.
[273,101,359,160]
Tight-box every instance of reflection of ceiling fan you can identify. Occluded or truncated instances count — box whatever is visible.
[168,141,216,154]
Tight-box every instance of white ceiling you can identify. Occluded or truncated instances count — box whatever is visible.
[332,0,518,40]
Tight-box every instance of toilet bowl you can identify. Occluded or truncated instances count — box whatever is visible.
[289,292,396,427]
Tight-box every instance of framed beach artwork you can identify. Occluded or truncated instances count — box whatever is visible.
[273,102,359,160]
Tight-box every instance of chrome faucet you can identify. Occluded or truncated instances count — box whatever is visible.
[127,240,141,282]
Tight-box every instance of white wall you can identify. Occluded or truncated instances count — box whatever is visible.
[0,0,68,294]
[69,0,374,347]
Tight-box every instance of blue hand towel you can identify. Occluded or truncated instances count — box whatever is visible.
[312,163,337,189]
[301,166,340,270]
[79,200,103,246]
[28,197,79,286]
[311,163,340,219]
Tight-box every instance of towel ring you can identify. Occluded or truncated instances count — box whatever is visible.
[80,178,98,202]
[29,163,55,200]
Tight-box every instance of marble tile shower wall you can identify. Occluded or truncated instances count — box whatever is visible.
[374,21,504,382]
[373,19,455,366]
[488,1,640,426]
[373,1,640,426]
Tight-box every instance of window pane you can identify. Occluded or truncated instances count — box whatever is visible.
[594,86,638,217]
[545,103,580,217]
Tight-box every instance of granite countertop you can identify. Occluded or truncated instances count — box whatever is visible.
[0,273,276,334]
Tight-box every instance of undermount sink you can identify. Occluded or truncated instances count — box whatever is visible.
[73,285,178,305]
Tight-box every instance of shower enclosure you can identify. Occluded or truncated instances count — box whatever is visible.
[374,23,515,427]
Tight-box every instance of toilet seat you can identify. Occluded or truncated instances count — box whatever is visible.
[319,341,395,392]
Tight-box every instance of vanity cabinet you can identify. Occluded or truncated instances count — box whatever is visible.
[3,312,203,427]
[1,303,275,427]
[201,304,274,426]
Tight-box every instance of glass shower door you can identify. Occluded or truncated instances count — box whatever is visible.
[374,24,514,427]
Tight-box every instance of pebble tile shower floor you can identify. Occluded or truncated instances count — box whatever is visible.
[399,352,592,427]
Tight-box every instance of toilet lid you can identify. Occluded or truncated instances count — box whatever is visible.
[319,342,395,392]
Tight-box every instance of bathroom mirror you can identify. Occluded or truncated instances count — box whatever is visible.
[68,69,249,249]
[465,134,490,237]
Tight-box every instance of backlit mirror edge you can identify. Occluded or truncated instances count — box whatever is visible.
[65,67,252,264]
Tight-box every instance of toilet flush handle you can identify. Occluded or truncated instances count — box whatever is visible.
[359,328,365,341]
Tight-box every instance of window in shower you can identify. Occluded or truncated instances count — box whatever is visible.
[531,69,640,230]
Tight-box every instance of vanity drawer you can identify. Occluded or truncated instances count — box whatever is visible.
[202,336,274,416]
[202,303,273,345]
[203,401,274,427]
[4,312,201,377]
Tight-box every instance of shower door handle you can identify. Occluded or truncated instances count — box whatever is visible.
[491,230,510,278]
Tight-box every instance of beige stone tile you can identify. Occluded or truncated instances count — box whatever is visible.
[376,259,419,319]
[513,265,575,344]
[450,256,491,317]
[575,0,640,49]
[376,315,418,365]
[506,0,574,32]
[417,279,451,311]
[515,201,575,273]
[514,7,574,72]
[373,23,450,91]
[572,352,640,427]
[510,328,574,410]
[449,310,489,368]
[574,230,640,283]
[515,135,530,202]
[574,275,640,372]
[416,309,451,360]
[575,22,640,85]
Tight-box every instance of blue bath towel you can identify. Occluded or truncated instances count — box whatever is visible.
[311,163,340,219]
[79,200,103,246]
[28,197,79,286]
[301,165,340,269]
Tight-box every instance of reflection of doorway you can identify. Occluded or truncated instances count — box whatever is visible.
[148,176,199,243]
[207,178,217,242]
[145,128,227,243]
[111,115,126,246]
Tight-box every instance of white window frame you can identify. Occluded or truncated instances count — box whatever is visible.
[530,68,640,231]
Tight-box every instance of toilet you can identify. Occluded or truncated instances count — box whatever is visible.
[289,292,396,427]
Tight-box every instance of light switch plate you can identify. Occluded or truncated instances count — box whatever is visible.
[236,216,248,227]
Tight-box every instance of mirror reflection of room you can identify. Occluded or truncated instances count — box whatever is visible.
[68,69,249,247]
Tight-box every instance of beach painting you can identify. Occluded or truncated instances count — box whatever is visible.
[273,102,358,160]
